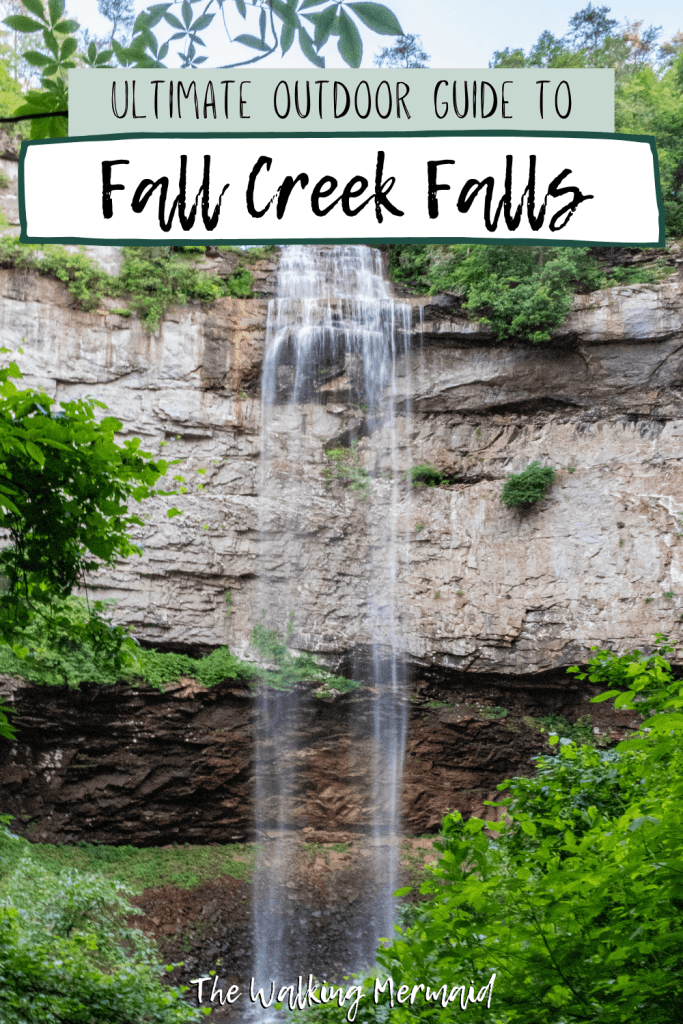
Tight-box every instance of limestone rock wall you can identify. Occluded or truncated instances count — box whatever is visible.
[2,256,682,677]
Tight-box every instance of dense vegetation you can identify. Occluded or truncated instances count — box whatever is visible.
[0,238,262,331]
[0,351,180,729]
[290,635,683,1024]
[382,5,683,343]
[0,593,357,694]
[0,830,208,1023]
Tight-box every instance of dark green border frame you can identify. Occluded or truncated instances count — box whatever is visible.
[19,130,665,248]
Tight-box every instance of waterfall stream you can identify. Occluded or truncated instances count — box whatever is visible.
[251,245,412,1005]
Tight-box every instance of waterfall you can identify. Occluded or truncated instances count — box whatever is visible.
[251,244,412,1004]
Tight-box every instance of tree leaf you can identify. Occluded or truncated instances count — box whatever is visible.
[394,886,413,897]
[95,50,114,65]
[299,0,326,9]
[22,0,47,21]
[347,2,403,35]
[305,4,337,49]
[235,0,246,17]
[59,37,77,61]
[337,8,362,67]
[25,441,45,467]
[42,28,59,57]
[298,24,325,66]
[164,12,184,30]
[47,0,64,27]
[233,33,271,52]
[181,0,192,28]
[270,0,299,30]
[23,50,53,67]
[259,6,266,40]
[190,14,214,32]
[280,22,295,55]
[54,19,79,33]
[3,16,46,32]
[590,690,621,703]
[157,41,169,61]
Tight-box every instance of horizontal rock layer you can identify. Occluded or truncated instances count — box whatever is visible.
[2,259,682,675]
[0,672,637,844]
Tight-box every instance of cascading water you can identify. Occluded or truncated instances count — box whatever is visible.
[251,245,412,1007]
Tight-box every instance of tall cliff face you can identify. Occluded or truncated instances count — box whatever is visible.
[2,255,683,678]
[0,248,673,843]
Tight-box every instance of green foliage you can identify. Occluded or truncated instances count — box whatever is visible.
[476,705,508,720]
[2,0,82,139]
[409,464,447,488]
[0,836,256,891]
[0,701,15,741]
[0,591,262,690]
[0,354,179,651]
[0,595,141,687]
[501,461,556,508]
[386,244,612,342]
[135,644,258,690]
[0,238,254,332]
[250,613,358,693]
[114,247,253,331]
[322,441,370,499]
[296,640,683,1024]
[536,712,595,744]
[0,237,109,310]
[3,0,404,118]
[0,845,203,1022]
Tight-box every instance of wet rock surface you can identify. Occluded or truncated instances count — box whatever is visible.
[0,672,639,844]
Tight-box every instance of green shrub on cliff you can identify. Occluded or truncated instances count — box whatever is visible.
[0,594,354,694]
[115,246,253,332]
[0,237,254,331]
[409,464,447,488]
[501,460,556,508]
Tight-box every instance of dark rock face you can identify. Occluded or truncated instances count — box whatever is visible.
[0,672,639,845]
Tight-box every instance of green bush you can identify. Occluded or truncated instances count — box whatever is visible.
[501,460,556,508]
[114,247,252,332]
[410,464,447,488]
[293,638,683,1024]
[0,848,203,1023]
[385,243,674,344]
